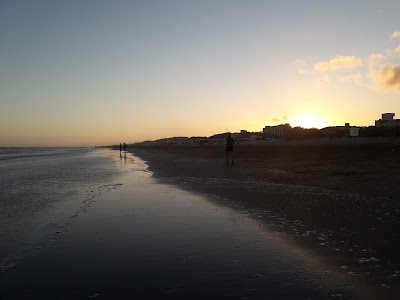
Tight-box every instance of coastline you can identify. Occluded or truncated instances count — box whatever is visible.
[129,140,400,297]
[2,149,372,299]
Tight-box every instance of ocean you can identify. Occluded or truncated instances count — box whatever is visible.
[0,148,122,271]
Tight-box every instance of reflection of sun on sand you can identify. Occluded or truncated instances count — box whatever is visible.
[290,113,327,129]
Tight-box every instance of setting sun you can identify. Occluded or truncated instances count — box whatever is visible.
[290,113,327,129]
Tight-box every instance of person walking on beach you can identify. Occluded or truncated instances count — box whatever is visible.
[226,132,235,165]
[119,143,122,153]
[123,143,127,152]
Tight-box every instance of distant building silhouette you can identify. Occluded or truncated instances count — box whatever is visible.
[375,113,400,127]
[320,124,353,138]
[263,124,291,137]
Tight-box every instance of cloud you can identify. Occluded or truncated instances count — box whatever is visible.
[314,55,363,72]
[377,64,400,91]
[371,64,400,92]
[296,68,310,75]
[291,32,400,93]
[369,53,386,68]
[318,75,330,88]
[272,116,288,124]
[291,59,306,66]
[340,73,363,85]
[390,31,400,40]
[291,60,310,74]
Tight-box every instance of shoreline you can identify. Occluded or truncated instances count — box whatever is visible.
[1,149,372,299]
[129,142,400,297]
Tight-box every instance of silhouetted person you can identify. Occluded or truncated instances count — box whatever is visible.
[226,132,234,165]
[119,143,122,152]
[123,143,127,152]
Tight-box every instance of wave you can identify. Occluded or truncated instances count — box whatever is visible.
[0,148,86,161]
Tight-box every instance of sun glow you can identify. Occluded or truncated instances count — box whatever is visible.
[290,113,327,129]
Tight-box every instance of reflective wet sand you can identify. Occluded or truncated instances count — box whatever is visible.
[130,144,400,299]
[0,150,379,299]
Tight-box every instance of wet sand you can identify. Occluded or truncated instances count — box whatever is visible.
[0,149,371,299]
[130,140,400,298]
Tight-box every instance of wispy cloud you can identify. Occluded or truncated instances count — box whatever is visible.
[272,116,288,124]
[291,59,311,75]
[340,73,363,86]
[318,75,330,88]
[291,59,306,66]
[314,55,363,72]
[297,68,311,75]
[390,31,400,40]
[369,53,386,68]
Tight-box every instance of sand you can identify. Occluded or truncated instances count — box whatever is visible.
[129,139,400,297]
[2,149,372,299]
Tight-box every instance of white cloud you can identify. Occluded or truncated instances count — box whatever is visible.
[390,31,400,40]
[291,59,306,66]
[314,55,363,72]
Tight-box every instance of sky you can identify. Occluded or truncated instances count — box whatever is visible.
[0,0,399,146]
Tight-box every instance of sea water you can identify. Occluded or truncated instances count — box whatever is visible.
[0,149,366,299]
[0,148,122,269]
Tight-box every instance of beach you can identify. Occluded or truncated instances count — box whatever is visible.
[1,146,399,299]
[129,139,400,298]
[3,1,400,298]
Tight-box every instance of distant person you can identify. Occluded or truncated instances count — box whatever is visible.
[119,143,122,152]
[123,143,127,152]
[226,132,235,165]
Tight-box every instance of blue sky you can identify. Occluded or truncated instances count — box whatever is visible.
[1,0,399,146]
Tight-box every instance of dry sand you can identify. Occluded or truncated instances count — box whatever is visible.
[129,139,400,297]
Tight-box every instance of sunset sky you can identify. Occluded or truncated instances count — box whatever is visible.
[1,1,399,146]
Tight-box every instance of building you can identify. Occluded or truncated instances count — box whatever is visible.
[263,123,291,137]
[349,127,360,137]
[375,113,400,127]
[319,123,362,138]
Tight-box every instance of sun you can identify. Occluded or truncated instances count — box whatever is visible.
[290,113,327,129]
